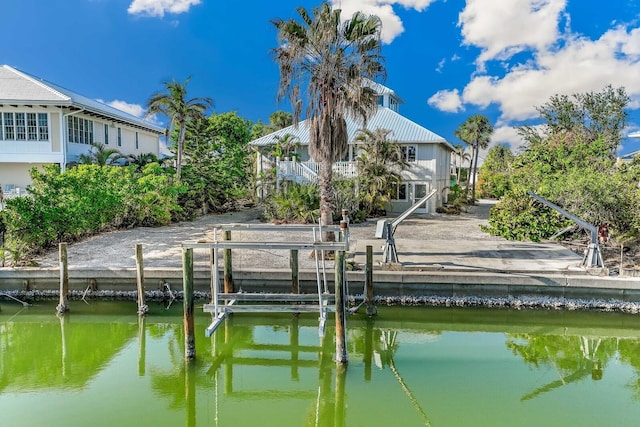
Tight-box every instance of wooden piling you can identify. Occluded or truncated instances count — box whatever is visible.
[209,248,216,304]
[223,230,234,293]
[56,242,69,315]
[365,245,376,316]
[334,363,347,427]
[290,249,299,294]
[135,244,148,315]
[183,248,196,360]
[334,221,348,364]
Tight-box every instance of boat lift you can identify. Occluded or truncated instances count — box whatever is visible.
[375,189,437,264]
[527,191,605,269]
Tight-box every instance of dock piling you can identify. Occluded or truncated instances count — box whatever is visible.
[56,242,69,315]
[135,244,148,315]
[335,221,348,364]
[223,230,234,293]
[365,245,376,316]
[183,248,196,360]
[290,249,299,294]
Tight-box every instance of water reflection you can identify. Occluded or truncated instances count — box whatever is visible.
[2,304,640,426]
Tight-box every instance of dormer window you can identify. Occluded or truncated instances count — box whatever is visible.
[389,97,399,112]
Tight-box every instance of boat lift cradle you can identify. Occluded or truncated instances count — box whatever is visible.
[527,191,605,269]
[375,189,437,264]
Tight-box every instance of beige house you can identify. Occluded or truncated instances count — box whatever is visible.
[250,82,454,214]
[0,65,164,194]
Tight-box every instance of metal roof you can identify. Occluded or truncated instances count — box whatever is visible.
[250,106,453,150]
[0,65,164,134]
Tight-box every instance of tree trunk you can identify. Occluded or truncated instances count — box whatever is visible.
[465,145,475,200]
[176,124,186,180]
[471,142,480,202]
[319,159,335,241]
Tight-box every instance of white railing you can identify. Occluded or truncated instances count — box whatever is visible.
[277,160,358,184]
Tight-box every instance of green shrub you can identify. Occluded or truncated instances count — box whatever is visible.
[1,163,184,263]
[263,183,320,223]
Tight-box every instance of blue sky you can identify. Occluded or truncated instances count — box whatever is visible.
[2,0,640,157]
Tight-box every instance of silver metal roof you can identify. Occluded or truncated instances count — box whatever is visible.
[0,65,164,134]
[250,106,452,150]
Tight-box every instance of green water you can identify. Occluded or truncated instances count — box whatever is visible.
[1,301,640,426]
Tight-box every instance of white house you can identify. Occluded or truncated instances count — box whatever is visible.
[0,65,164,193]
[250,82,454,214]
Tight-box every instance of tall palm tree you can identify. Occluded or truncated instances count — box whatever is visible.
[77,142,123,166]
[146,77,213,180]
[454,115,493,202]
[272,2,385,229]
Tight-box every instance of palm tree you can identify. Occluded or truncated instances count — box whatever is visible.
[453,143,472,185]
[272,2,385,229]
[146,77,213,180]
[267,110,293,132]
[354,128,408,214]
[77,142,123,166]
[126,152,160,171]
[268,133,301,160]
[454,115,493,202]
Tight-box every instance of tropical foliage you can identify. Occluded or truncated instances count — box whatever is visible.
[0,163,184,263]
[76,142,123,166]
[146,77,213,180]
[482,86,640,244]
[477,144,515,199]
[179,111,254,217]
[263,183,320,224]
[354,128,408,215]
[272,2,385,230]
[266,133,301,160]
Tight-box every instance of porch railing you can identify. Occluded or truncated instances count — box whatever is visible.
[277,160,358,184]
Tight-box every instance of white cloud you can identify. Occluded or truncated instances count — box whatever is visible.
[102,99,146,117]
[427,89,464,112]
[331,0,437,43]
[459,25,640,122]
[431,0,640,133]
[128,0,201,17]
[458,0,567,66]
[491,125,528,153]
[99,99,164,126]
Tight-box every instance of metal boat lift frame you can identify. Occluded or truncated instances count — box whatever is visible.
[375,189,437,263]
[528,191,604,269]
[182,223,349,338]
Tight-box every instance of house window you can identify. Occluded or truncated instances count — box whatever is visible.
[0,111,49,141]
[135,131,139,149]
[27,113,38,140]
[392,183,407,201]
[15,113,26,140]
[67,116,94,144]
[378,95,384,106]
[401,145,417,162]
[117,127,122,147]
[38,113,48,140]
[104,124,109,145]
